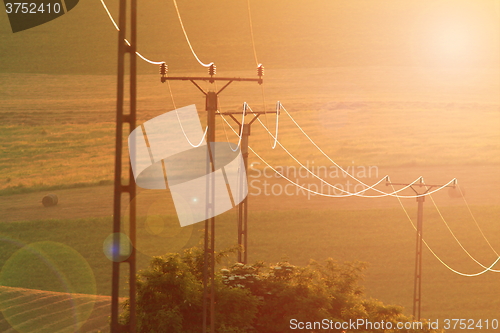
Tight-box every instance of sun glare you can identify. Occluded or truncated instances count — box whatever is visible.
[432,22,472,60]
[411,1,499,67]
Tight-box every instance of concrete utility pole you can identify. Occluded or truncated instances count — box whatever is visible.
[161,63,263,333]
[112,0,137,332]
[111,4,264,325]
[221,102,279,264]
[386,177,456,321]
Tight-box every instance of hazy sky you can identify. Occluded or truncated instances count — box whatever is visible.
[1,0,499,74]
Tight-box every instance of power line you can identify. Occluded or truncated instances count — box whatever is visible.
[243,105,395,197]
[245,103,457,198]
[247,0,259,67]
[246,0,274,146]
[221,111,439,198]
[172,0,213,68]
[219,112,413,198]
[224,106,500,277]
[248,103,279,149]
[100,0,119,30]
[390,184,500,277]
[166,77,208,148]
[101,0,492,331]
[222,98,497,320]
[386,178,498,319]
[458,185,499,256]
[164,74,178,110]
[427,190,500,272]
[100,0,165,65]
[175,113,208,148]
[258,75,273,147]
[160,67,263,333]
[271,102,280,149]
[227,102,248,151]
[144,67,209,148]
[278,103,417,197]
[134,49,165,65]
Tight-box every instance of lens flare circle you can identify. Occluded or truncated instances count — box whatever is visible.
[103,232,133,262]
[121,191,198,258]
[0,241,96,333]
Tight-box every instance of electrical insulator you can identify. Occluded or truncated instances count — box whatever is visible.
[209,64,216,76]
[257,64,264,77]
[160,63,168,76]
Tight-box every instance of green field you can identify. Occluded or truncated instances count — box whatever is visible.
[0,206,499,327]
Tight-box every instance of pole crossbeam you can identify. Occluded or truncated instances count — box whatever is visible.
[221,111,274,115]
[161,76,263,84]
[388,182,455,189]
[386,179,456,321]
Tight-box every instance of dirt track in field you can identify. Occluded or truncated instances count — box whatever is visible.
[1,164,498,223]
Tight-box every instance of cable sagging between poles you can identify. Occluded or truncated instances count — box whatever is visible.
[458,185,499,256]
[103,0,205,147]
[427,189,500,272]
[231,103,248,152]
[276,104,441,197]
[221,110,499,276]
[390,184,500,277]
[219,111,437,198]
[161,73,208,148]
[100,0,165,65]
[172,0,214,68]
[246,103,279,149]
[242,104,457,198]
[271,102,281,149]
[247,0,259,67]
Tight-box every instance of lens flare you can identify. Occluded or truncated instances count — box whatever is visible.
[0,241,96,333]
[121,191,199,258]
[103,232,132,262]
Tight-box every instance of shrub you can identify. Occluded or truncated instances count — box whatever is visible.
[121,247,439,333]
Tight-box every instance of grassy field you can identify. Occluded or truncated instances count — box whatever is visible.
[1,69,499,195]
[0,122,115,195]
[1,1,498,194]
[1,0,499,332]
[0,206,499,328]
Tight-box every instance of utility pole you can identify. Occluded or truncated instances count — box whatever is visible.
[221,102,279,264]
[111,0,137,332]
[161,63,263,333]
[386,177,456,321]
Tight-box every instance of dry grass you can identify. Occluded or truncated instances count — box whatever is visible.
[0,122,115,194]
[1,69,499,195]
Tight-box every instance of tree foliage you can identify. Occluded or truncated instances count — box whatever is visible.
[121,247,439,333]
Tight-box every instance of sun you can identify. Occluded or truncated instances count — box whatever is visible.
[431,21,473,60]
[410,1,499,67]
